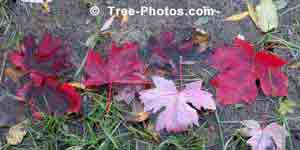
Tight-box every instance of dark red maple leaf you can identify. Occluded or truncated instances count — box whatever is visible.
[16,72,81,117]
[207,37,288,105]
[84,42,147,112]
[9,32,73,76]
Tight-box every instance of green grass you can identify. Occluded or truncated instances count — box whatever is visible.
[0,0,12,35]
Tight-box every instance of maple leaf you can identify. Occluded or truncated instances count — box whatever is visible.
[9,32,73,76]
[84,42,147,112]
[16,72,81,117]
[240,120,287,150]
[207,37,288,105]
[139,76,215,132]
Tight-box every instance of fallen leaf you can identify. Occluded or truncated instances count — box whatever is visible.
[278,99,296,115]
[275,0,288,10]
[247,1,258,25]
[4,68,25,83]
[207,36,288,105]
[192,29,209,53]
[255,0,279,32]
[42,1,50,13]
[69,82,95,92]
[120,14,129,25]
[124,99,150,123]
[9,32,73,77]
[227,0,279,32]
[101,15,116,32]
[84,42,147,112]
[225,11,249,21]
[240,120,287,150]
[16,73,81,118]
[6,120,28,145]
[0,94,25,128]
[288,61,300,69]
[139,76,216,132]
[21,0,52,3]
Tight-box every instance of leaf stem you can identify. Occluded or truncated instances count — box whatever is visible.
[179,56,183,88]
[105,83,113,113]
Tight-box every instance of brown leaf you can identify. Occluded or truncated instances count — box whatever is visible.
[124,100,150,123]
[225,11,249,21]
[288,61,300,69]
[6,120,28,145]
[4,68,25,82]
[192,29,209,53]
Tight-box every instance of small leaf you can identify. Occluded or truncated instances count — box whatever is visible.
[124,100,150,123]
[42,1,50,13]
[120,14,129,25]
[275,0,288,10]
[225,11,249,21]
[288,61,300,69]
[278,99,296,115]
[247,0,258,25]
[4,68,25,83]
[100,15,116,32]
[240,120,287,150]
[21,0,52,3]
[6,120,28,145]
[255,0,279,32]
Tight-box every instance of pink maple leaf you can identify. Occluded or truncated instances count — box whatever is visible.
[139,76,215,132]
[240,120,287,150]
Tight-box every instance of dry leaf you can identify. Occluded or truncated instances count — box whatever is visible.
[255,0,279,32]
[6,120,28,145]
[247,1,258,24]
[125,112,150,123]
[288,61,300,69]
[42,1,50,13]
[121,14,129,25]
[100,15,116,32]
[21,0,52,3]
[192,29,209,53]
[240,120,287,150]
[4,68,25,82]
[226,0,279,32]
[225,11,249,21]
[69,82,94,91]
[124,99,150,123]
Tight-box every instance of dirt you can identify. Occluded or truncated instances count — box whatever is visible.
[1,0,300,149]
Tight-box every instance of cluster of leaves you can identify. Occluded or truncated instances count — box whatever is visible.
[2,31,290,149]
[8,33,81,118]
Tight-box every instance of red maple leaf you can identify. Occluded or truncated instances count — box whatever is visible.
[84,42,148,112]
[9,32,73,76]
[16,72,81,117]
[207,37,288,105]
